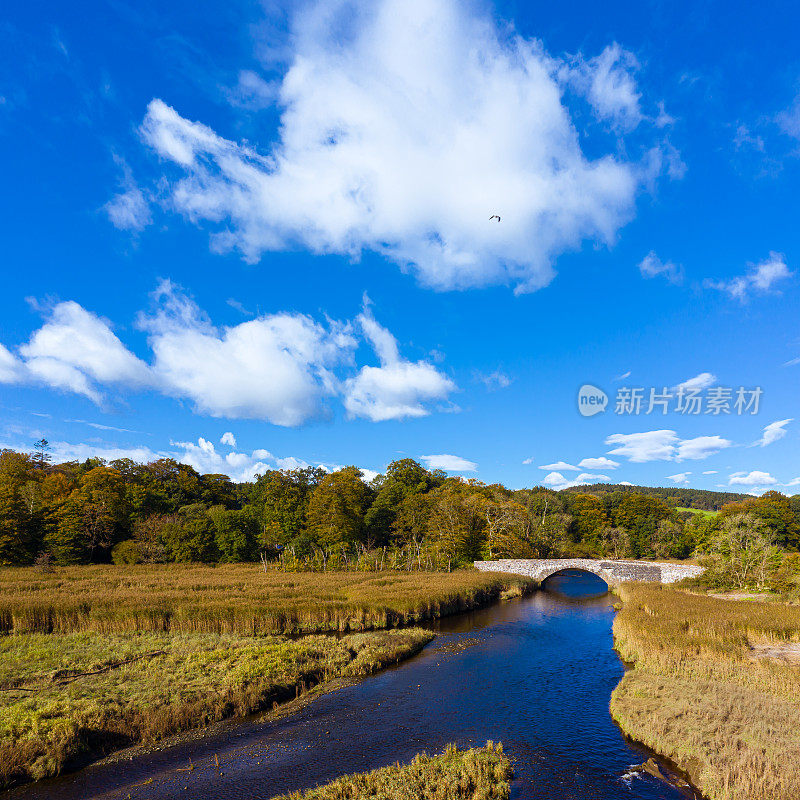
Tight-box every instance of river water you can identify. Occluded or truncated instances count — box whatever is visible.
[9,571,694,800]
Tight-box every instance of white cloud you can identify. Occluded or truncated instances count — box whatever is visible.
[221,431,237,448]
[0,344,25,383]
[676,435,732,461]
[359,468,380,483]
[419,453,477,472]
[542,470,610,489]
[18,301,152,402]
[605,429,732,462]
[706,252,793,301]
[225,70,278,110]
[675,372,716,392]
[105,186,152,232]
[104,158,152,232]
[563,43,642,130]
[667,472,691,484]
[777,94,800,139]
[614,370,631,381]
[729,470,777,487]
[756,418,792,447]
[172,437,274,482]
[141,281,356,426]
[702,470,718,475]
[0,285,459,427]
[638,250,683,284]
[522,456,535,465]
[578,456,619,469]
[606,430,677,462]
[539,461,580,471]
[343,305,455,421]
[476,370,511,391]
[138,0,670,293]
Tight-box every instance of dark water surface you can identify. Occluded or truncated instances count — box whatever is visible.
[10,571,693,800]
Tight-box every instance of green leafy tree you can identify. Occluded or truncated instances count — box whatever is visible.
[208,505,259,562]
[306,467,370,549]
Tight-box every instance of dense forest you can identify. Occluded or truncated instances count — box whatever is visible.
[2,442,799,577]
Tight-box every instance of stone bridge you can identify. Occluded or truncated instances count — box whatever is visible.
[474,558,704,587]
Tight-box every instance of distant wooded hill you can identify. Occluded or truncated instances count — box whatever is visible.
[562,484,754,511]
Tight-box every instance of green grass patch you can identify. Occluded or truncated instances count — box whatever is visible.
[676,506,718,518]
[0,627,433,788]
[272,742,512,800]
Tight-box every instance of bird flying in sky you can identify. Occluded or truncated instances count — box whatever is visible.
[489,214,501,222]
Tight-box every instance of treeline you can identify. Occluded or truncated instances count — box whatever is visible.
[1,446,799,574]
[564,483,752,511]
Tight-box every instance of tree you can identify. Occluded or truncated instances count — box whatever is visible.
[252,468,324,550]
[208,505,258,562]
[365,459,439,545]
[718,491,800,550]
[160,504,217,562]
[705,513,782,589]
[75,467,130,560]
[305,467,370,549]
[426,480,486,569]
[0,450,38,564]
[32,438,51,471]
[482,498,534,559]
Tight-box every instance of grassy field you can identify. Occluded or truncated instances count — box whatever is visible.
[610,584,800,800]
[675,506,718,518]
[0,627,433,788]
[0,565,531,636]
[272,743,512,800]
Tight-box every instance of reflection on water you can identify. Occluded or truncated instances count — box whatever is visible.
[541,569,611,599]
[10,570,692,800]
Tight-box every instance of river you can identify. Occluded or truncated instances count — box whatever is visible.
[8,570,694,799]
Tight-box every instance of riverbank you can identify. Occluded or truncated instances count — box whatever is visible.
[0,565,532,636]
[272,742,511,799]
[610,583,800,800]
[0,627,433,789]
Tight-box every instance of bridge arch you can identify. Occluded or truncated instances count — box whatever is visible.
[537,565,614,588]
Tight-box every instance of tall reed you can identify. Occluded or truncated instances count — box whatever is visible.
[273,742,511,800]
[610,584,800,800]
[0,565,531,636]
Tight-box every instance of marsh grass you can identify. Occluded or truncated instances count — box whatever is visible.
[0,627,433,788]
[272,742,511,800]
[610,584,800,800]
[0,565,530,636]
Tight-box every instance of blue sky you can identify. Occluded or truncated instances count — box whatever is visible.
[1,0,798,493]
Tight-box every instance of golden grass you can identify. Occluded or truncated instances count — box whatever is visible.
[272,742,511,800]
[0,564,530,636]
[610,584,800,800]
[0,627,433,788]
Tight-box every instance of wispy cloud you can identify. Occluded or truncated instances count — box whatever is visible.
[705,252,792,301]
[638,251,684,284]
[675,372,716,392]
[755,418,792,447]
[475,370,512,391]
